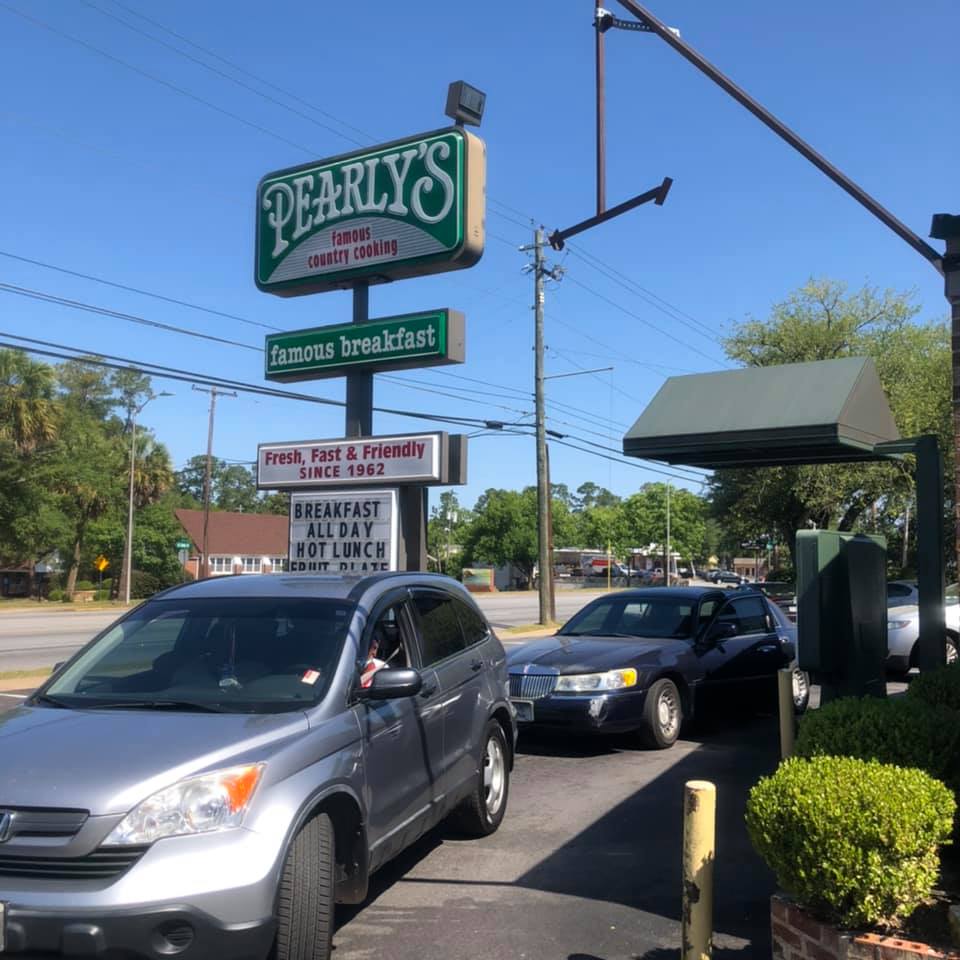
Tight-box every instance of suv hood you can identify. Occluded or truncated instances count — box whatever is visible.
[507,634,677,673]
[0,705,309,815]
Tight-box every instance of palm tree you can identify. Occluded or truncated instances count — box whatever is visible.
[132,434,174,508]
[0,350,59,453]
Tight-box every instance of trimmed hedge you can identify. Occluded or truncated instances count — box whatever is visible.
[795,695,960,794]
[746,756,955,928]
[907,663,960,713]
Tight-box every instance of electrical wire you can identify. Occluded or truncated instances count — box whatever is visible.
[0,250,282,332]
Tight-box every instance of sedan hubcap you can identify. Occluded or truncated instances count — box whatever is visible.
[483,735,506,818]
[657,689,679,739]
[947,640,958,666]
[792,669,809,707]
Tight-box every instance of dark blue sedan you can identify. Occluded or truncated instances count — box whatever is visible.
[507,587,808,748]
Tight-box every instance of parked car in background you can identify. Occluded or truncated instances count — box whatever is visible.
[0,573,515,960]
[507,587,808,749]
[887,580,919,607]
[713,571,744,586]
[886,582,960,674]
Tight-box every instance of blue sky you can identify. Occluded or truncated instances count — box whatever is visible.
[0,0,955,510]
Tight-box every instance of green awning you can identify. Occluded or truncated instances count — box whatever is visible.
[622,357,900,468]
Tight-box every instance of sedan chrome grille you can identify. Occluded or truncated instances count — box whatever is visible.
[0,807,88,841]
[509,674,557,700]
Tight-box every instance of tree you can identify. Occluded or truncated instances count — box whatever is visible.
[621,483,707,567]
[0,350,59,454]
[176,456,268,513]
[462,487,576,582]
[427,491,471,574]
[711,280,952,570]
[574,482,620,512]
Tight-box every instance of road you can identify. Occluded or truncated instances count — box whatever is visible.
[0,591,598,673]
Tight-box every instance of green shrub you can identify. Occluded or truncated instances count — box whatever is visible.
[60,593,73,603]
[93,590,110,601]
[75,580,95,591]
[47,589,63,602]
[795,695,960,794]
[746,756,955,928]
[130,570,161,599]
[907,663,960,713]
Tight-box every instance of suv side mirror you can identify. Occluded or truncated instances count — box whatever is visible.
[361,668,423,701]
[704,621,738,645]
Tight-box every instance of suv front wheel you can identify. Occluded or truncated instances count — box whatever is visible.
[274,812,335,960]
[451,719,510,837]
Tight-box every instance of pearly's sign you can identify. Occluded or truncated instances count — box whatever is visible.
[258,433,447,489]
[289,489,398,572]
[256,128,485,296]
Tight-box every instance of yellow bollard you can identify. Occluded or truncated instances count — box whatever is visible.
[777,668,795,759]
[682,779,716,960]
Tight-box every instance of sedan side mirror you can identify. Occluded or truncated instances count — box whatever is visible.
[52,661,65,673]
[361,668,423,701]
[704,621,738,645]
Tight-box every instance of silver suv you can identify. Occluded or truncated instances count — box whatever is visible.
[0,573,515,959]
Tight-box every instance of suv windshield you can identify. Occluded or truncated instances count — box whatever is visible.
[41,596,355,714]
[560,595,696,639]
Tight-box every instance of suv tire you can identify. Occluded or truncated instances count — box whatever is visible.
[451,720,510,837]
[274,813,335,960]
[639,678,682,749]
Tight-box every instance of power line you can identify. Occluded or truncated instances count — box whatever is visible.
[81,0,372,147]
[566,242,721,342]
[0,283,264,353]
[0,250,282,332]
[564,274,725,367]
[0,332,516,430]
[0,2,318,157]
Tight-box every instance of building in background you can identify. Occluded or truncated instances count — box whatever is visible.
[174,509,288,578]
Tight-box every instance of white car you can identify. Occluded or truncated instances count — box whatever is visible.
[886,583,959,674]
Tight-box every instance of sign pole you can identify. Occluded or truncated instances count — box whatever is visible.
[345,282,372,438]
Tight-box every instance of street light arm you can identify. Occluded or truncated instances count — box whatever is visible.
[612,0,944,274]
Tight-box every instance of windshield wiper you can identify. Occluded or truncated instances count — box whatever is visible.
[30,693,72,709]
[84,699,225,713]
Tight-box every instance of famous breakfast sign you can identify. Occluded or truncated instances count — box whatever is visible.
[256,128,486,296]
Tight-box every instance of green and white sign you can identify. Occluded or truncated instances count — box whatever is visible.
[256,127,485,297]
[264,309,464,382]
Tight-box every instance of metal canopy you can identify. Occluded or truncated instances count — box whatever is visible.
[622,357,900,468]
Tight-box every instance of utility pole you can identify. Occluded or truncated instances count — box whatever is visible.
[192,385,237,578]
[523,229,563,625]
[665,482,671,587]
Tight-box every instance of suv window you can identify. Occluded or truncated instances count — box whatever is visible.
[412,592,466,665]
[717,596,770,635]
[454,599,489,647]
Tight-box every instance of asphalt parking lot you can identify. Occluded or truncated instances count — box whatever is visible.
[334,708,779,960]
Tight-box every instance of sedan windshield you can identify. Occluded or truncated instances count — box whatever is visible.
[41,597,355,714]
[560,595,695,640]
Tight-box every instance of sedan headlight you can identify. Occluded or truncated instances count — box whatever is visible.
[555,668,639,692]
[888,619,912,630]
[105,764,264,846]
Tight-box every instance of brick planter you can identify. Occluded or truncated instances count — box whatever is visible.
[772,894,960,960]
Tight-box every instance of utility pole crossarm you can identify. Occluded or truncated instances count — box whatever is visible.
[612,0,944,274]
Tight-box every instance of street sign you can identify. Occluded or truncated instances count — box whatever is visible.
[257,433,467,489]
[264,309,465,383]
[175,538,191,551]
[256,127,485,296]
[288,489,398,573]
[94,555,109,572]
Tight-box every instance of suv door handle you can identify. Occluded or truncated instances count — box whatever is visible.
[757,644,779,654]
[470,658,483,672]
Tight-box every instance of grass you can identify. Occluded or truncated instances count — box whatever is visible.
[0,667,52,681]
[502,622,560,635]
[0,599,134,613]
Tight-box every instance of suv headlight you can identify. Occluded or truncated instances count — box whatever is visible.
[105,764,265,845]
[555,668,639,692]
